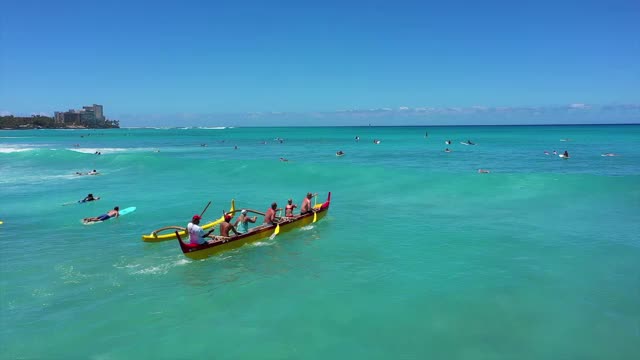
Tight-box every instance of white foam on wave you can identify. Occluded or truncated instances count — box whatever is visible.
[198,127,227,130]
[174,258,191,266]
[67,147,159,154]
[300,225,315,231]
[133,266,166,275]
[251,240,275,247]
[0,147,34,153]
[68,147,131,154]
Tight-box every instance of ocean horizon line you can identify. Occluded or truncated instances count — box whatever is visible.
[115,122,640,129]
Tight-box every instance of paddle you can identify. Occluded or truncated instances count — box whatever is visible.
[312,193,319,222]
[200,201,212,218]
[269,221,280,240]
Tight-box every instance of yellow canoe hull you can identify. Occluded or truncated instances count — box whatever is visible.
[141,200,235,242]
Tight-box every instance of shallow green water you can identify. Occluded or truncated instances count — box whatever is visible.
[1,125,639,359]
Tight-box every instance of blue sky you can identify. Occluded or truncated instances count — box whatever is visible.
[1,0,638,126]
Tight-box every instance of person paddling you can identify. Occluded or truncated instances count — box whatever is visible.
[300,192,317,215]
[263,202,280,225]
[83,206,119,223]
[218,214,239,240]
[285,199,297,217]
[187,215,215,245]
[80,193,99,203]
[234,209,257,234]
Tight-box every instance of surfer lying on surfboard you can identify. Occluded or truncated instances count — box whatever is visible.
[80,193,100,203]
[83,206,119,223]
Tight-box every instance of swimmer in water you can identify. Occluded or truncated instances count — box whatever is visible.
[478,169,490,174]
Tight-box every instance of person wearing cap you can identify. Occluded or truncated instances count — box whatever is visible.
[83,206,119,223]
[234,209,257,234]
[263,202,281,225]
[218,214,239,239]
[285,199,297,217]
[300,192,317,215]
[187,215,215,245]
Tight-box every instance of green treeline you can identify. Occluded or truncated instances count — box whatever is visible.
[0,116,120,129]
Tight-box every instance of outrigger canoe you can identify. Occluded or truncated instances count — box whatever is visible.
[176,192,331,260]
[141,200,235,242]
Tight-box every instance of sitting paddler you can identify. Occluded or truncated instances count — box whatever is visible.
[187,215,216,245]
[284,199,297,217]
[217,214,239,241]
[263,202,281,225]
[234,209,257,234]
[300,192,318,215]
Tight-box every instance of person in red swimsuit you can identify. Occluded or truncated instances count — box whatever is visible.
[285,199,297,217]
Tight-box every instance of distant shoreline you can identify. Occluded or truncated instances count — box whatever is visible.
[0,115,119,130]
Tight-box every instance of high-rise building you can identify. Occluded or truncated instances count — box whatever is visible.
[93,104,104,121]
[53,104,114,127]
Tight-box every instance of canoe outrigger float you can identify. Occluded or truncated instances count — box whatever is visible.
[141,200,235,242]
[176,192,331,260]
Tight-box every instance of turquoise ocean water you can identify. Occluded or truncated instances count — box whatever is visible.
[1,125,639,359]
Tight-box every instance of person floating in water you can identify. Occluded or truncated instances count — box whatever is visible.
[445,140,451,145]
[80,193,99,203]
[355,136,360,142]
[562,150,570,158]
[466,140,475,145]
[279,157,288,162]
[444,148,451,153]
[425,131,428,138]
[478,169,490,174]
[88,169,99,175]
[336,150,345,156]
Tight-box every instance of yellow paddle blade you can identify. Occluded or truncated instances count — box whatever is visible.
[274,223,280,235]
[313,211,317,223]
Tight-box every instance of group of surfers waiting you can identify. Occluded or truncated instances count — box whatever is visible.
[187,192,319,246]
